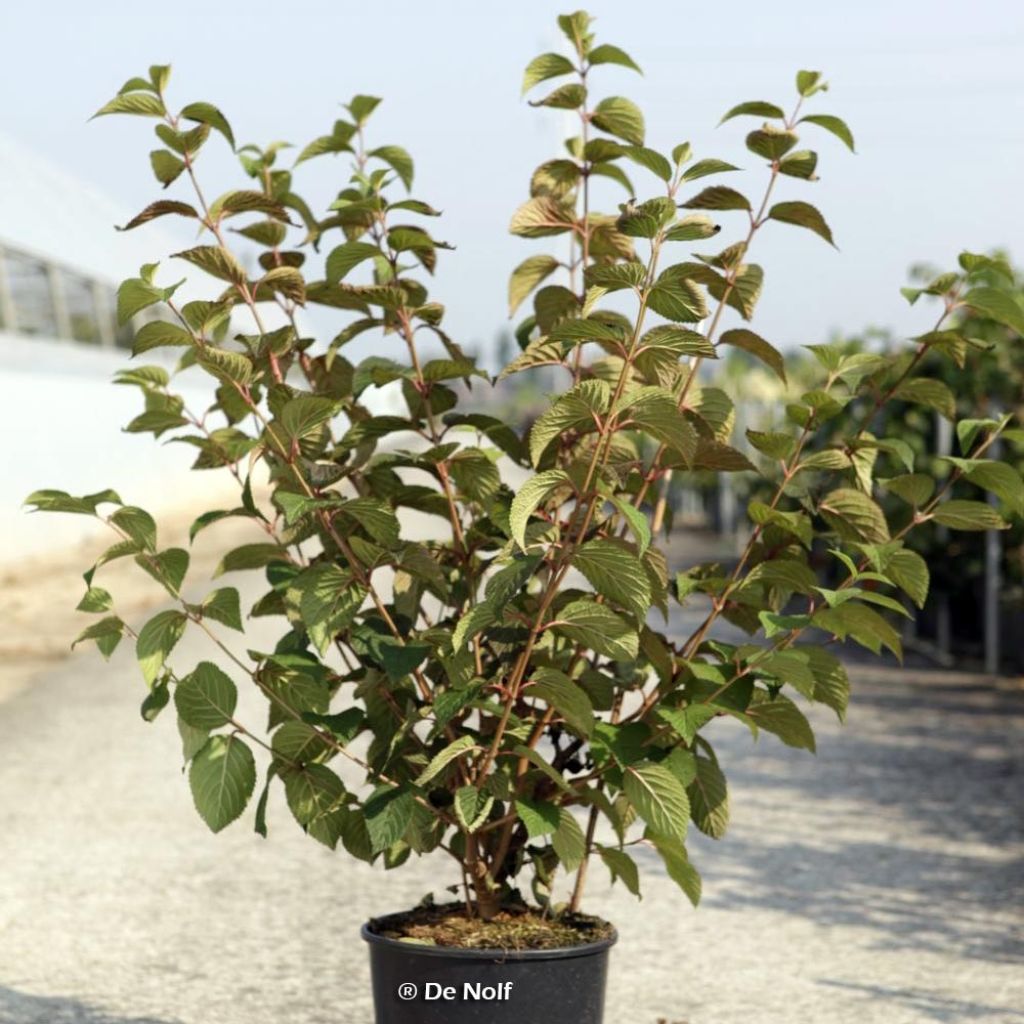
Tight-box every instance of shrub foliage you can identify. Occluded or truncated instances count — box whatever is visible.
[28,11,1024,919]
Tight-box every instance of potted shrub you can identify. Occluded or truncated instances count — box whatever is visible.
[26,10,1024,1024]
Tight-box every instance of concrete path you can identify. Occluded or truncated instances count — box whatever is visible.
[1,601,1022,1023]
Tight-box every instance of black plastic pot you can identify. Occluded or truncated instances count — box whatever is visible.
[362,912,617,1024]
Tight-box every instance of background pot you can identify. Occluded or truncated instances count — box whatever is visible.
[362,914,617,1024]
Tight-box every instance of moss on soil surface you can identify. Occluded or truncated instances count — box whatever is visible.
[370,903,615,950]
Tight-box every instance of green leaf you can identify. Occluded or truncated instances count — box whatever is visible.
[796,70,826,96]
[768,201,835,246]
[553,599,639,660]
[746,126,798,160]
[522,52,576,94]
[688,755,729,838]
[136,548,189,595]
[894,377,956,421]
[884,473,935,507]
[200,587,243,631]
[132,320,192,354]
[962,287,1024,336]
[624,763,690,842]
[369,145,414,189]
[682,186,750,212]
[77,587,113,613]
[118,200,199,232]
[744,692,816,751]
[453,786,494,832]
[591,97,645,146]
[189,735,256,832]
[886,549,930,609]
[932,500,1008,531]
[819,488,889,544]
[962,460,1024,513]
[647,273,708,323]
[619,389,698,465]
[529,667,595,738]
[719,100,785,124]
[798,113,856,152]
[574,538,651,619]
[679,159,740,184]
[598,846,641,895]
[779,150,819,180]
[111,506,157,552]
[136,610,187,686]
[651,836,701,905]
[552,808,587,871]
[530,83,587,110]
[509,196,576,238]
[294,564,367,655]
[174,245,246,284]
[215,543,288,577]
[622,145,672,182]
[117,278,165,324]
[588,44,642,73]
[284,763,345,831]
[174,661,238,730]
[271,721,334,766]
[720,329,786,382]
[180,101,235,149]
[529,380,608,465]
[509,255,561,315]
[415,736,478,787]
[93,92,165,118]
[516,798,561,838]
[365,785,415,851]
[608,495,651,554]
[72,615,125,659]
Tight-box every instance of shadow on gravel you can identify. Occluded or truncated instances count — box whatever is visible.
[0,988,180,1024]
[817,980,1024,1022]
[656,674,1024,972]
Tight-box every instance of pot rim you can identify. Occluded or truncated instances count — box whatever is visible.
[361,914,618,962]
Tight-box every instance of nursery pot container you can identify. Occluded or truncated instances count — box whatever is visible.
[362,913,617,1024]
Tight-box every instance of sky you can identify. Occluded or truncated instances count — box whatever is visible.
[2,0,1023,361]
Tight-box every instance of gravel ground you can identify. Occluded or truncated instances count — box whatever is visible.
[1,592,1022,1024]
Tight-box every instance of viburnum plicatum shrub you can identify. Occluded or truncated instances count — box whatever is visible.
[28,11,1024,920]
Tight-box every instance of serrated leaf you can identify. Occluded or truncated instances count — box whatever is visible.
[136,610,187,686]
[598,846,641,895]
[509,254,561,315]
[651,836,702,905]
[174,661,238,730]
[553,599,639,660]
[529,667,595,738]
[624,763,690,842]
[768,201,835,246]
[522,52,576,94]
[719,100,785,124]
[886,549,930,609]
[932,500,1008,531]
[453,785,494,832]
[962,287,1024,336]
[798,113,855,152]
[551,807,587,870]
[200,587,243,631]
[574,538,652,619]
[720,329,786,382]
[744,692,816,751]
[682,186,751,212]
[515,798,561,838]
[415,736,478,787]
[189,735,256,832]
[819,488,890,544]
[688,755,729,838]
[894,377,956,421]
